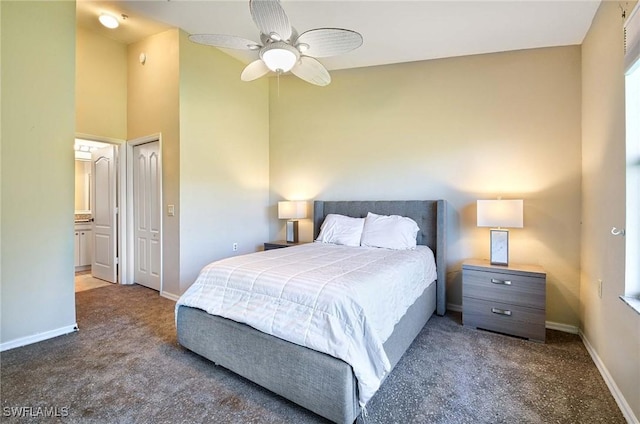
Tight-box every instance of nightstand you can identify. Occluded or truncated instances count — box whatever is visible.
[263,240,304,251]
[462,259,546,343]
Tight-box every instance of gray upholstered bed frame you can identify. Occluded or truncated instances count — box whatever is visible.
[176,200,447,424]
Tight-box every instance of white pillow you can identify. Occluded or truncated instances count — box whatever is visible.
[315,214,365,247]
[360,212,420,250]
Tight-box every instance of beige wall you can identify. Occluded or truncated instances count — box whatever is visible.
[581,1,640,420]
[1,2,3,324]
[127,29,181,297]
[76,26,127,140]
[1,1,76,345]
[269,46,583,327]
[178,31,270,292]
[126,29,270,297]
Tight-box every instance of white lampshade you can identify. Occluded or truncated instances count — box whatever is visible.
[260,42,299,73]
[477,199,523,228]
[278,201,307,220]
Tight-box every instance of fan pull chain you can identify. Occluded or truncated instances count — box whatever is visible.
[277,70,281,97]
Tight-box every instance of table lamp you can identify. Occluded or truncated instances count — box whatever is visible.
[477,199,523,266]
[278,200,308,243]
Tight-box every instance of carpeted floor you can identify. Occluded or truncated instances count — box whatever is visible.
[0,284,625,423]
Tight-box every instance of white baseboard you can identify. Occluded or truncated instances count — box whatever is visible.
[545,320,579,334]
[161,291,180,302]
[580,331,639,424]
[0,324,78,352]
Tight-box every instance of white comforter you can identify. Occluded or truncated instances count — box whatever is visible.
[176,242,437,407]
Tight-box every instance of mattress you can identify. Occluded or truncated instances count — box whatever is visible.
[176,242,437,407]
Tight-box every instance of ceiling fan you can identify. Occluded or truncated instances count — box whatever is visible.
[188,0,363,86]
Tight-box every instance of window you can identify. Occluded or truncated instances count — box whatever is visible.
[625,66,639,296]
[623,2,640,310]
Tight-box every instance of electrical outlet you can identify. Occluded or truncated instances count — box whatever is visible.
[598,279,603,298]
[233,242,238,252]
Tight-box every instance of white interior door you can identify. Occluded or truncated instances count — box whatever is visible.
[91,145,117,283]
[133,141,161,291]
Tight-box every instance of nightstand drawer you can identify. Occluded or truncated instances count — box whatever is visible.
[463,268,545,310]
[264,242,289,250]
[463,298,545,342]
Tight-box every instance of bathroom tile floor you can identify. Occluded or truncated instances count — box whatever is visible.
[74,271,112,292]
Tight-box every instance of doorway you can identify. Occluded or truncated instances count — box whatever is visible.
[74,134,164,292]
[74,138,119,286]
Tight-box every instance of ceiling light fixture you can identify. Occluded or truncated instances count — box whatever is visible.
[98,13,119,29]
[260,42,299,73]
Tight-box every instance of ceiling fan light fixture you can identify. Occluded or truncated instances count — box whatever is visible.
[260,42,299,73]
[190,0,363,86]
[98,13,119,29]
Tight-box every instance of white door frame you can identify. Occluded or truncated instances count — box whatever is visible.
[75,133,126,285]
[126,134,163,292]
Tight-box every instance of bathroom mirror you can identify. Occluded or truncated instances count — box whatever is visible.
[75,159,91,213]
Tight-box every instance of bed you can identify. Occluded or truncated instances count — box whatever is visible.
[176,200,447,424]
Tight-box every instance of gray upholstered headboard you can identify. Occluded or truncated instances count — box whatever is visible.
[313,200,447,316]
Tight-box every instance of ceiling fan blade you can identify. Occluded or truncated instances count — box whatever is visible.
[241,59,271,81]
[296,28,363,58]
[291,56,331,86]
[189,34,261,50]
[250,0,292,41]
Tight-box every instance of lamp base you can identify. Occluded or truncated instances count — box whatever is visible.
[286,220,299,243]
[490,229,509,266]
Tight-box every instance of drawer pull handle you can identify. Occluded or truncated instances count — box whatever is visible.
[491,307,512,316]
[491,278,511,285]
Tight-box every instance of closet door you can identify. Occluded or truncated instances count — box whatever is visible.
[133,141,161,291]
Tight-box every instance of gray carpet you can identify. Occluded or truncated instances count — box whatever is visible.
[0,284,625,423]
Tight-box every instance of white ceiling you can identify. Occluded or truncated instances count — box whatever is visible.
[78,0,601,71]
